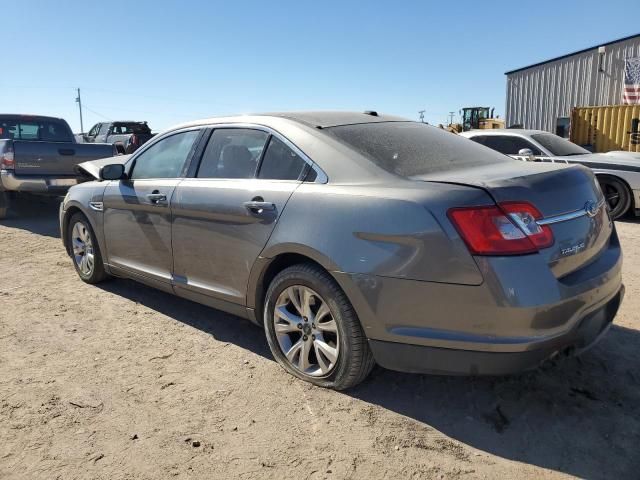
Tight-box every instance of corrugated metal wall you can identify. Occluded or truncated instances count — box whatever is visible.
[505,36,640,131]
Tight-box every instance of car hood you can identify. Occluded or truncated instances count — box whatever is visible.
[75,154,131,179]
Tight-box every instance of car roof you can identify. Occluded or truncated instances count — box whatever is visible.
[168,111,410,132]
[0,114,66,122]
[460,129,548,138]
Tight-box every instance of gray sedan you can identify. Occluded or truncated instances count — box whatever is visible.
[60,112,623,389]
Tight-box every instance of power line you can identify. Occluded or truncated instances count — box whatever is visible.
[81,104,113,121]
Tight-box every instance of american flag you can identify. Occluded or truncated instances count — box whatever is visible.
[623,57,640,104]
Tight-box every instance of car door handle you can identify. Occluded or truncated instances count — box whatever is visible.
[243,201,276,214]
[146,193,168,205]
[58,148,75,156]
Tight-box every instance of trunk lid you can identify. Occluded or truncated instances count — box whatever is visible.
[13,141,116,176]
[414,161,612,278]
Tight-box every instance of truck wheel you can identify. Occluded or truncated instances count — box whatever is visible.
[598,175,631,220]
[67,212,109,283]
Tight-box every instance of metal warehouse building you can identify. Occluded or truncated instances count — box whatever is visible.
[505,33,640,136]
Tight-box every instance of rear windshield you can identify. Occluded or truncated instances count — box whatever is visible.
[324,122,510,177]
[112,123,151,134]
[0,118,71,141]
[531,133,590,157]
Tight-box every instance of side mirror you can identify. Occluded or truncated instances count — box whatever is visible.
[518,148,534,157]
[99,164,126,181]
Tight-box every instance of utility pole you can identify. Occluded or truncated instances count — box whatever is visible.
[418,110,426,123]
[75,88,84,134]
[449,111,455,125]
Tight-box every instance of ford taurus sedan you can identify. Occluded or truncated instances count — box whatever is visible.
[60,112,623,389]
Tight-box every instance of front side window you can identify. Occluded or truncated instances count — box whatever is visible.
[197,128,268,179]
[472,135,542,156]
[87,124,100,137]
[130,130,200,180]
[258,136,308,180]
[325,122,510,177]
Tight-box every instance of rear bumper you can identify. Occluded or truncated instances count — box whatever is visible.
[0,170,77,195]
[334,228,623,375]
[368,285,623,375]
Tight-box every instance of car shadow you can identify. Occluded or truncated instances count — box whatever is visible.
[349,324,640,479]
[96,278,272,359]
[97,276,639,479]
[0,196,62,238]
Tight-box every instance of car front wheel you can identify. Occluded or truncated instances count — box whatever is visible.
[67,212,109,284]
[263,263,375,390]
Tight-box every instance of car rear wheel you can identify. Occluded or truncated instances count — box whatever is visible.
[598,175,631,220]
[67,212,109,284]
[264,263,375,390]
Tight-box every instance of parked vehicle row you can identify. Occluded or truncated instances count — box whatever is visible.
[461,129,640,220]
[78,121,155,154]
[0,114,117,219]
[59,111,623,389]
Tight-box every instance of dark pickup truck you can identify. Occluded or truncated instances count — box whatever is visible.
[0,114,117,219]
[79,121,154,154]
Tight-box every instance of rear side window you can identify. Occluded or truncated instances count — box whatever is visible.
[130,130,199,179]
[258,137,308,180]
[197,129,268,179]
[324,122,510,177]
[471,135,542,156]
[111,123,151,135]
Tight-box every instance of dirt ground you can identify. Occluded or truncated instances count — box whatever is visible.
[1,199,639,480]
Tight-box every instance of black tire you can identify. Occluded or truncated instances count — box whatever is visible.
[0,192,8,219]
[263,263,375,390]
[66,212,109,284]
[598,175,631,220]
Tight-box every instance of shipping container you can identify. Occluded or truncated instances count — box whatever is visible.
[570,105,640,153]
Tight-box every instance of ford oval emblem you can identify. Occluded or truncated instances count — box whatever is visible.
[585,200,599,218]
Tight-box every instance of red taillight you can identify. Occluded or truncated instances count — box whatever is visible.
[0,148,14,170]
[130,134,138,146]
[448,202,554,256]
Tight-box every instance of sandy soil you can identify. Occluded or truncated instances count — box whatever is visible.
[1,198,639,480]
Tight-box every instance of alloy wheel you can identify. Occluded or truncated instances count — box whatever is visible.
[71,221,95,276]
[272,285,340,377]
[602,182,620,211]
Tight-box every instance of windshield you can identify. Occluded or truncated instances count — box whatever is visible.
[531,133,590,157]
[324,122,510,177]
[0,117,71,141]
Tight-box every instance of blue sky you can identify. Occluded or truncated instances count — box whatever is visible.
[3,0,638,132]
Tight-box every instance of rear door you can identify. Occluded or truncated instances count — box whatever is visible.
[102,128,202,290]
[172,127,310,306]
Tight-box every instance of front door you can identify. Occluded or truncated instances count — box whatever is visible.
[172,128,310,306]
[102,129,201,290]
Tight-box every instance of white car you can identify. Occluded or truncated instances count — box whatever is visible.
[461,129,640,219]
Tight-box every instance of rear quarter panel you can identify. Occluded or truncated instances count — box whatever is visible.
[260,182,492,285]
